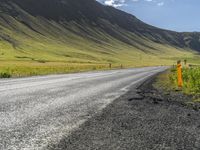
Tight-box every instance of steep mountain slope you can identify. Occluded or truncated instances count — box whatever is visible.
[0,0,199,66]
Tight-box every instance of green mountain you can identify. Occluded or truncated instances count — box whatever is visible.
[0,0,200,76]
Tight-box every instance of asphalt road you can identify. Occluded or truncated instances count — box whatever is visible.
[0,67,166,150]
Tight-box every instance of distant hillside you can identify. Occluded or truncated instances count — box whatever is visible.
[0,0,199,65]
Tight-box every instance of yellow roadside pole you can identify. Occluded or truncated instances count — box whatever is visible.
[177,60,183,88]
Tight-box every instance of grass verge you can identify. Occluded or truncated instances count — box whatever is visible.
[0,61,127,78]
[154,66,200,104]
[170,67,200,95]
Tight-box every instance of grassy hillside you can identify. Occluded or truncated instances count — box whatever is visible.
[0,0,200,77]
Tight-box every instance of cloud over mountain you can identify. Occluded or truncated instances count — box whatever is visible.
[97,0,165,7]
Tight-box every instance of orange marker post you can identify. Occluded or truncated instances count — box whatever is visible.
[177,60,183,88]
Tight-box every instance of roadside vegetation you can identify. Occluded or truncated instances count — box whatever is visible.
[0,72,11,78]
[0,55,198,78]
[0,61,120,78]
[1,52,200,78]
[155,64,200,104]
[170,66,200,95]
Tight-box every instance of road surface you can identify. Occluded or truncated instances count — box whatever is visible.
[0,67,166,150]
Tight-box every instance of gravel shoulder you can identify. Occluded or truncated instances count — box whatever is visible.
[48,73,200,150]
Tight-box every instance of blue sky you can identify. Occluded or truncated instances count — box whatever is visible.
[97,0,200,32]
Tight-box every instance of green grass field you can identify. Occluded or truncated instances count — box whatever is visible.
[1,51,199,78]
[1,13,200,78]
[1,36,200,78]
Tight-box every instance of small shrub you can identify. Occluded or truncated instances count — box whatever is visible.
[92,66,96,70]
[37,60,46,63]
[0,72,11,78]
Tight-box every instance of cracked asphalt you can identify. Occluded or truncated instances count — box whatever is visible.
[0,67,166,150]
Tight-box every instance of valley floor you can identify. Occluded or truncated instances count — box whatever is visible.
[0,54,198,78]
[0,60,160,78]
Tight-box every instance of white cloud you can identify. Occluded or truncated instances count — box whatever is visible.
[104,0,127,7]
[97,0,166,7]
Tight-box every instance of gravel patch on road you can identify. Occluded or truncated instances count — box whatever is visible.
[48,76,200,150]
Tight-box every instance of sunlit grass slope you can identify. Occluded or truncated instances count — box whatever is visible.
[0,0,199,77]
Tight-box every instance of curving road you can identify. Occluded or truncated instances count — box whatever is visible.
[0,67,166,150]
